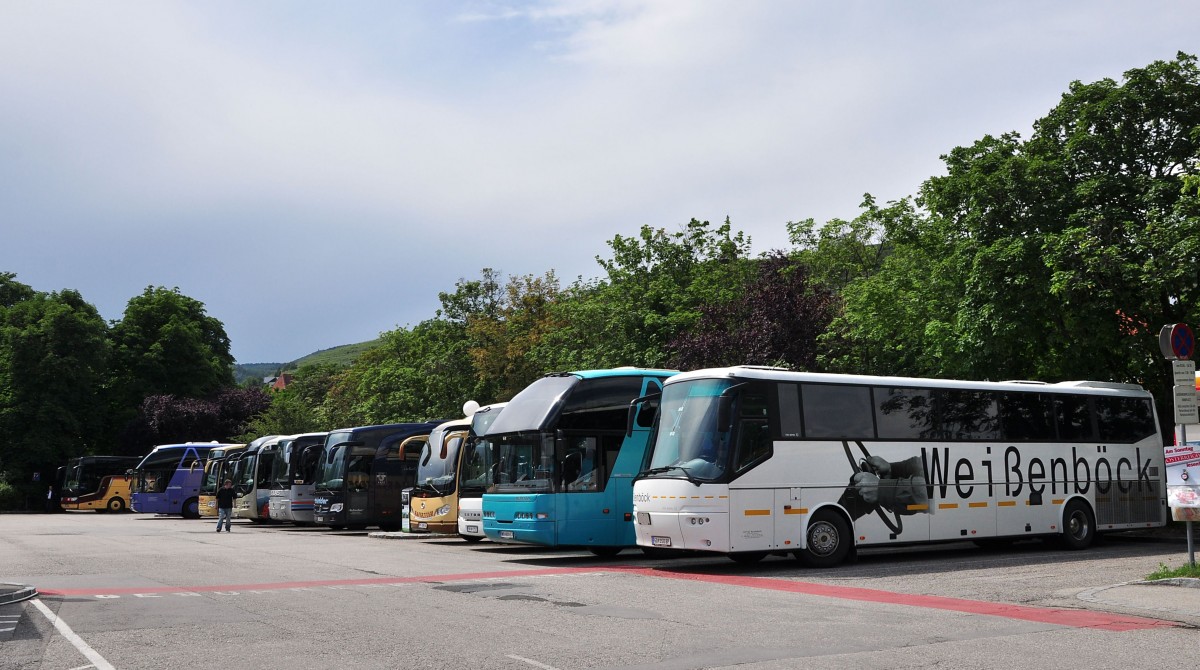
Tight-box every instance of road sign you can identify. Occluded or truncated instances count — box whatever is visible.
[1174,360,1197,385]
[1160,323,1195,360]
[1174,385,1199,423]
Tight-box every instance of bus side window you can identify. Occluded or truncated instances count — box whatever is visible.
[733,420,770,471]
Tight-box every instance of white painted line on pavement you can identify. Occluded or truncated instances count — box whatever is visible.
[506,654,561,670]
[30,599,115,670]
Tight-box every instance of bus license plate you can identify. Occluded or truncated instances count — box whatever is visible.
[466,525,479,533]
[417,522,427,529]
[651,536,672,547]
[500,530,515,539]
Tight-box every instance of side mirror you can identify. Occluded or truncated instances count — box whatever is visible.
[716,383,748,429]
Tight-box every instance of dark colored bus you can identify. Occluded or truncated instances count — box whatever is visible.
[312,422,441,531]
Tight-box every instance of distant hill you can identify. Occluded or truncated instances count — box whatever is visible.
[233,339,383,384]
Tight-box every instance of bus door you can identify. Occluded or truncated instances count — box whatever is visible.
[373,435,427,530]
[343,444,376,526]
[558,432,624,546]
[724,384,777,552]
[166,446,206,511]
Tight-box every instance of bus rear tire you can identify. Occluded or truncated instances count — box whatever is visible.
[107,497,126,513]
[798,509,851,568]
[1059,499,1095,550]
[182,498,200,519]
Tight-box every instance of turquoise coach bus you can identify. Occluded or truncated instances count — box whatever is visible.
[481,368,675,555]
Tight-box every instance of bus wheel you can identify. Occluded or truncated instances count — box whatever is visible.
[798,510,851,568]
[107,497,126,513]
[182,498,200,519]
[379,523,401,532]
[459,534,484,543]
[729,551,768,564]
[588,546,622,557]
[1059,499,1095,550]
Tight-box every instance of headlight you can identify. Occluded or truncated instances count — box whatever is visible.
[436,505,451,516]
[330,503,343,513]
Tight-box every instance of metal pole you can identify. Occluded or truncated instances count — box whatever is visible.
[1189,520,1196,569]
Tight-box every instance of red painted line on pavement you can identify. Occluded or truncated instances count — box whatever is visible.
[37,565,1173,632]
[612,567,1174,632]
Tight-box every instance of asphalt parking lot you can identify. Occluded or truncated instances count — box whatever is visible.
[2,512,1198,670]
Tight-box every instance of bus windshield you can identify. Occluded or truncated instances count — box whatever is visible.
[201,452,226,495]
[270,441,292,489]
[231,454,257,491]
[315,444,348,490]
[491,432,556,493]
[459,438,492,494]
[62,462,88,494]
[645,378,735,482]
[416,430,465,494]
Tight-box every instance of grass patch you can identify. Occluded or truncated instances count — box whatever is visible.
[1146,561,1200,580]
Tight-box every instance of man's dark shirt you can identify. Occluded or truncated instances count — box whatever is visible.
[216,487,236,510]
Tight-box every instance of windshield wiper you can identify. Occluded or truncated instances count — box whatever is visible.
[635,465,702,486]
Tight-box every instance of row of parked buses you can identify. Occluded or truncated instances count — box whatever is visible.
[57,366,1170,566]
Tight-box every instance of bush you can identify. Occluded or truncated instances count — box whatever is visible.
[0,472,20,511]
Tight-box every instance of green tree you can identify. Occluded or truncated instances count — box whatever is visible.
[324,318,480,426]
[536,218,753,370]
[106,286,236,445]
[237,363,343,438]
[831,53,1200,402]
[0,277,109,508]
[464,272,561,399]
[788,194,896,292]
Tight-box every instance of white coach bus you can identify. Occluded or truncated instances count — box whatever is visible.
[632,366,1166,567]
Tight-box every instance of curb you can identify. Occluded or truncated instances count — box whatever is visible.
[0,583,37,606]
[368,531,458,540]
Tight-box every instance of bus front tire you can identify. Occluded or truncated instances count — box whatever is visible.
[459,534,484,543]
[182,498,200,519]
[107,497,126,513]
[588,546,622,557]
[1059,499,1095,550]
[798,510,851,568]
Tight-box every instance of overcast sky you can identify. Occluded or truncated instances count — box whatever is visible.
[3,2,1198,364]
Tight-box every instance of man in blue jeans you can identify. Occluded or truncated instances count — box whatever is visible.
[215,479,236,532]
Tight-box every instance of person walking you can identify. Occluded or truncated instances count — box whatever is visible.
[215,479,236,532]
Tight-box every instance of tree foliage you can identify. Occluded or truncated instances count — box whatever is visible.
[0,277,109,504]
[106,286,236,446]
[120,387,270,453]
[536,218,753,370]
[671,252,836,370]
[828,52,1200,407]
